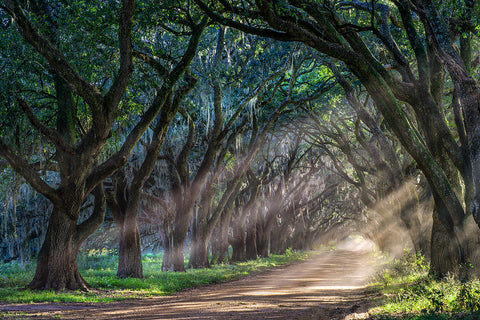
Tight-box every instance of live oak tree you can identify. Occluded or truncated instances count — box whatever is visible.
[0,0,133,291]
[3,0,479,284]
[195,0,480,276]
[157,26,242,271]
[229,168,264,261]
[159,28,296,271]
[105,8,207,278]
[187,30,295,269]
[266,133,322,255]
[194,43,335,263]
[226,124,339,258]
[189,38,337,266]
[0,0,202,290]
[301,88,428,254]
[106,69,201,278]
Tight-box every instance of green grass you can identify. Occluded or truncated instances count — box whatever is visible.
[0,249,311,303]
[0,311,33,320]
[369,250,480,320]
[370,313,480,320]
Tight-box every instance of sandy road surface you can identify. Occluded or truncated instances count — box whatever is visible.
[1,249,381,320]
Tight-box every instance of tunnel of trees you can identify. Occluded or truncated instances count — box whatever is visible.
[0,0,480,290]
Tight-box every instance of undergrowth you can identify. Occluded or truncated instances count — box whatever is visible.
[0,248,310,303]
[370,250,480,320]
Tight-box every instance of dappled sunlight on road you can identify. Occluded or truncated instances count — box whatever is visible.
[1,244,382,320]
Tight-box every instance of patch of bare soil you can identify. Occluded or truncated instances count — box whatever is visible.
[0,249,382,320]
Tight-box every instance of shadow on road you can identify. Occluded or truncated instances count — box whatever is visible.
[1,249,382,320]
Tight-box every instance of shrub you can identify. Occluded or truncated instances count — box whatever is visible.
[371,250,480,318]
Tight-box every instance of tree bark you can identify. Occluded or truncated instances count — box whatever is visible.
[212,210,232,264]
[169,209,191,272]
[171,238,187,272]
[161,236,173,272]
[189,222,210,269]
[430,208,460,278]
[116,215,143,278]
[29,207,87,291]
[256,218,269,258]
[29,184,105,290]
[246,210,258,260]
[291,221,306,251]
[107,168,144,279]
[270,218,288,255]
[230,212,247,262]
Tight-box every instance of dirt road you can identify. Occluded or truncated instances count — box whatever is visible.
[1,249,381,320]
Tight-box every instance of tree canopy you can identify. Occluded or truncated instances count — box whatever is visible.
[1,0,480,290]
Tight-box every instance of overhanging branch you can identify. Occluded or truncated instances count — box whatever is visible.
[0,140,61,206]
[18,98,75,154]
[3,0,103,112]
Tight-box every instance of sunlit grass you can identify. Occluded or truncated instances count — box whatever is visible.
[0,249,310,303]
[369,250,480,320]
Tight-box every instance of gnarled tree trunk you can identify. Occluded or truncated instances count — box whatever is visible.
[107,169,144,279]
[168,210,191,272]
[29,207,87,291]
[430,209,460,278]
[189,223,210,269]
[29,185,106,290]
[116,215,143,278]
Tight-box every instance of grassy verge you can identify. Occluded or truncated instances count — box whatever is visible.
[368,250,480,320]
[0,249,311,304]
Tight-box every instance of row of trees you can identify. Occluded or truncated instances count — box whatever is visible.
[1,0,479,290]
[196,0,480,276]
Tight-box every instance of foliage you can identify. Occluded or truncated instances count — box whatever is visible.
[0,250,310,303]
[370,251,480,319]
[1,0,478,298]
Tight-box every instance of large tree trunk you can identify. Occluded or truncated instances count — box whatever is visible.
[107,169,144,279]
[192,179,240,268]
[430,208,460,278]
[304,229,317,251]
[189,193,211,269]
[210,225,221,265]
[231,188,258,262]
[112,82,197,277]
[270,219,288,255]
[191,211,232,268]
[117,216,143,278]
[256,220,269,258]
[211,211,231,265]
[245,210,258,260]
[161,236,173,271]
[398,181,431,255]
[291,221,306,251]
[171,237,186,272]
[169,211,190,272]
[189,225,210,269]
[29,207,88,291]
[162,199,193,271]
[161,218,187,272]
[230,216,247,262]
[29,185,106,291]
